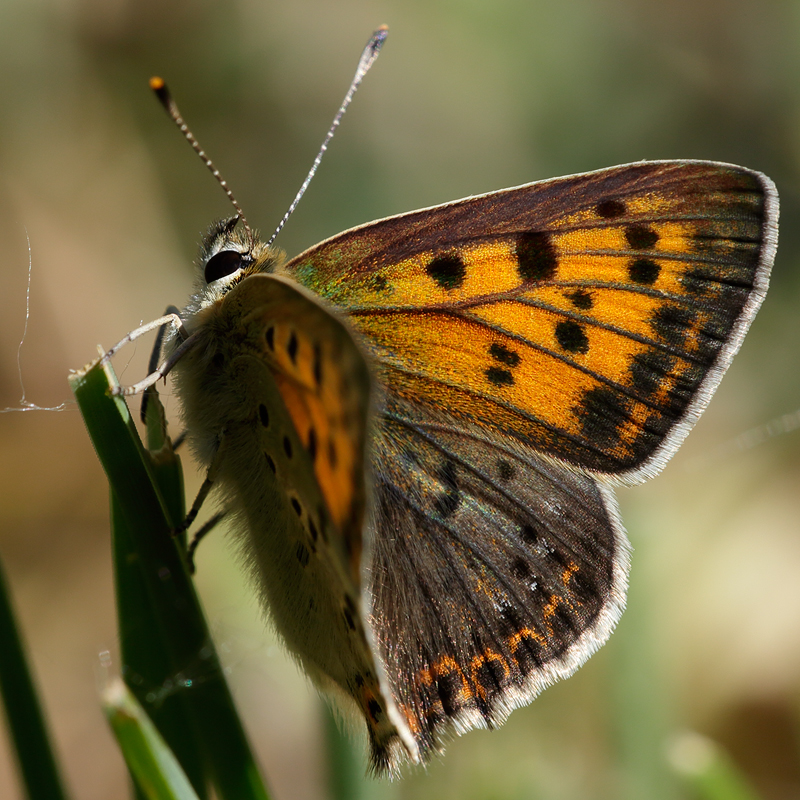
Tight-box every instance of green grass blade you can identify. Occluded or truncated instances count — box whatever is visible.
[112,491,207,798]
[113,381,205,798]
[323,700,366,800]
[70,358,272,800]
[102,678,201,800]
[0,552,71,800]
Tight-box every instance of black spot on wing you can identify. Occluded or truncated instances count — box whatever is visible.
[517,231,557,281]
[307,427,318,462]
[295,541,310,567]
[497,459,516,482]
[596,199,626,218]
[575,386,629,449]
[436,671,463,716]
[628,258,660,286]
[511,629,544,673]
[511,557,531,580]
[472,654,509,701]
[427,254,466,290]
[555,320,589,354]
[485,366,514,386]
[625,225,659,250]
[650,304,697,347]
[550,605,578,639]
[367,698,382,720]
[434,461,460,518]
[287,331,298,364]
[629,349,676,398]
[566,568,598,608]
[566,289,593,310]
[342,595,359,633]
[489,343,521,367]
[519,523,539,546]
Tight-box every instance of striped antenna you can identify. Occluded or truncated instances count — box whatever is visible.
[266,24,389,246]
[150,76,253,241]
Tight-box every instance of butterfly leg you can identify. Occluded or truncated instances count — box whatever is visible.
[175,430,229,536]
[100,310,204,398]
[113,329,203,397]
[185,510,228,574]
[140,305,183,424]
[100,311,186,366]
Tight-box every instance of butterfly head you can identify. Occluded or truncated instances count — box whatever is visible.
[191,216,285,310]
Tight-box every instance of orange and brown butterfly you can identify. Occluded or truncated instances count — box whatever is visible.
[110,31,778,775]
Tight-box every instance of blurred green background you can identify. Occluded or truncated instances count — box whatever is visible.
[0,1,798,799]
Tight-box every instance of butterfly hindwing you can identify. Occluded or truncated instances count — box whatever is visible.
[285,161,777,481]
[367,395,628,763]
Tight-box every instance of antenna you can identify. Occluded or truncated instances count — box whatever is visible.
[149,76,253,240]
[266,24,389,246]
[149,24,388,248]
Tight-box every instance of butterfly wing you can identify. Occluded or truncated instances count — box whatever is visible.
[368,395,628,763]
[279,161,777,769]
[286,161,777,481]
[171,273,418,763]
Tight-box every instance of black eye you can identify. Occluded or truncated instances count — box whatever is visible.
[205,250,244,283]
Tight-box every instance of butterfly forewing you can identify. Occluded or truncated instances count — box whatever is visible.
[241,275,370,566]
[285,161,776,480]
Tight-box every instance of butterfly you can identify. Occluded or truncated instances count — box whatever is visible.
[111,31,778,777]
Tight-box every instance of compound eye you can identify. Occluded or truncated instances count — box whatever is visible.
[205,250,244,283]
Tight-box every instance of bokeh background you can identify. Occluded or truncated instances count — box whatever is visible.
[0,1,799,798]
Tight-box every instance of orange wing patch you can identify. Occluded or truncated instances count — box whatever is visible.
[221,274,371,584]
[285,162,770,476]
[261,319,362,537]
